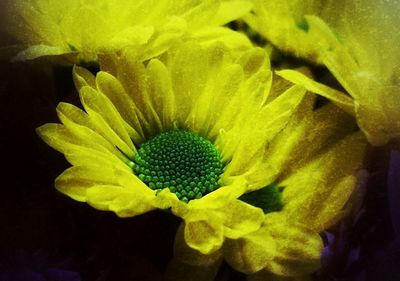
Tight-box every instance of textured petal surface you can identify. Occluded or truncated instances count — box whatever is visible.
[281,132,367,232]
[174,224,223,266]
[7,0,252,62]
[224,213,323,276]
[248,0,400,145]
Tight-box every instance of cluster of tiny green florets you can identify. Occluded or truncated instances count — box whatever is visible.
[131,130,224,203]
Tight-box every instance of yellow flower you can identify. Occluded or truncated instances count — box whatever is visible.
[245,0,400,146]
[6,0,252,62]
[37,42,307,255]
[174,92,367,278]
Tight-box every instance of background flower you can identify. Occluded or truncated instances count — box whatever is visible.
[245,0,400,146]
[5,0,252,63]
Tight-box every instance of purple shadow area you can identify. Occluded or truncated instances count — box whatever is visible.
[388,150,400,238]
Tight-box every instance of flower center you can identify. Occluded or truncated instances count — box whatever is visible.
[131,130,224,203]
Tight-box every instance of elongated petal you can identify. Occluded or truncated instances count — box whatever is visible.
[12,44,71,61]
[146,59,176,131]
[222,85,306,184]
[85,185,155,217]
[79,86,136,158]
[276,69,354,115]
[36,123,125,162]
[95,71,145,143]
[72,65,96,90]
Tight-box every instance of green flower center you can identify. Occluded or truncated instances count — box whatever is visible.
[131,130,224,203]
[239,184,283,214]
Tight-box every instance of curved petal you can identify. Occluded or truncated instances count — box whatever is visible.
[183,210,225,255]
[85,185,155,217]
[146,59,176,131]
[264,102,356,184]
[221,85,306,183]
[13,44,71,61]
[95,71,146,143]
[79,86,136,158]
[222,200,264,239]
[36,123,126,163]
[213,1,253,26]
[223,213,323,276]
[281,132,367,232]
[73,65,96,90]
[276,69,354,115]
[174,223,223,266]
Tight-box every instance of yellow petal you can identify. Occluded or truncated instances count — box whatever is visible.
[146,59,176,131]
[213,1,253,26]
[174,224,223,266]
[222,200,264,239]
[79,86,136,158]
[55,102,128,162]
[183,210,225,255]
[276,69,354,115]
[101,51,158,137]
[85,185,155,217]
[168,42,211,124]
[281,132,367,232]
[72,65,96,90]
[13,44,71,61]
[190,26,252,52]
[224,213,323,276]
[109,25,154,50]
[189,175,248,210]
[261,101,356,187]
[36,123,125,162]
[140,16,187,61]
[186,63,243,137]
[95,71,145,143]
[221,85,306,181]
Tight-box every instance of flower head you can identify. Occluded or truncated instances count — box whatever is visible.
[7,0,252,62]
[37,42,307,254]
[174,93,367,278]
[245,0,400,146]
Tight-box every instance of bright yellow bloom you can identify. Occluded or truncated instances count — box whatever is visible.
[174,92,367,278]
[37,42,308,255]
[245,0,400,146]
[7,0,252,62]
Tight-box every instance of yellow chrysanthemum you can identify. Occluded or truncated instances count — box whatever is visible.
[7,0,252,62]
[245,0,400,146]
[37,42,308,255]
[173,92,367,278]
